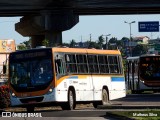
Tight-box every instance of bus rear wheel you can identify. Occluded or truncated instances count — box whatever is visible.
[61,89,76,110]
[93,88,109,108]
[102,89,109,105]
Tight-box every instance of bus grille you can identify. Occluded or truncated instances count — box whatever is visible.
[20,96,44,103]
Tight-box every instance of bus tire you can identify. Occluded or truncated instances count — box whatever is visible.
[102,89,109,105]
[92,88,109,108]
[26,106,34,112]
[61,89,76,110]
[68,89,76,110]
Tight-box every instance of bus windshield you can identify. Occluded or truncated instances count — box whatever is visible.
[140,56,160,81]
[10,59,53,92]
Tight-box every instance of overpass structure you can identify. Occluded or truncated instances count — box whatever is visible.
[1,0,160,47]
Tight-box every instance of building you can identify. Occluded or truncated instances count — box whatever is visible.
[0,39,16,84]
[133,36,149,45]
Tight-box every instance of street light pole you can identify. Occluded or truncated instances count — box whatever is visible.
[124,21,136,56]
[102,34,111,49]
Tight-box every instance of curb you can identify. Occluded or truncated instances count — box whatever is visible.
[98,105,160,109]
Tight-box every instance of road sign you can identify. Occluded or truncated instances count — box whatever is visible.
[138,21,159,32]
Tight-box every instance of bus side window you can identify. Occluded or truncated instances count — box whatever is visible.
[98,55,107,73]
[88,55,99,73]
[65,54,77,73]
[76,54,88,73]
[108,56,119,74]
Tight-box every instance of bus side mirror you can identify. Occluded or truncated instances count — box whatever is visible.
[3,65,6,74]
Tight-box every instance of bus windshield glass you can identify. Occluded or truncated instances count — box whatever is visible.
[140,56,160,81]
[9,49,53,92]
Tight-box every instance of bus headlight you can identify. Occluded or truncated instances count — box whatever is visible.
[12,92,15,97]
[49,88,53,92]
[10,90,16,97]
[47,87,54,94]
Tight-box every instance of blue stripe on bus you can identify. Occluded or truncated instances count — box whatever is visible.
[67,76,78,79]
[111,77,125,82]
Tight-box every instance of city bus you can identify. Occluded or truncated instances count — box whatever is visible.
[126,55,160,93]
[9,47,126,112]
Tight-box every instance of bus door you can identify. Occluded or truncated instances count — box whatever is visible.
[54,53,66,89]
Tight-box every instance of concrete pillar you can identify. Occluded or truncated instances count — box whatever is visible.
[15,10,79,47]
[31,35,45,48]
[45,31,62,47]
[42,10,79,47]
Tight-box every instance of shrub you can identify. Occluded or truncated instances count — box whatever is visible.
[0,85,10,108]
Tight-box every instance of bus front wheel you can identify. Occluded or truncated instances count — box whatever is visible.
[61,89,76,110]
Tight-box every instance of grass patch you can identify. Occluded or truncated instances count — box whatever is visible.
[127,90,131,94]
[107,110,160,120]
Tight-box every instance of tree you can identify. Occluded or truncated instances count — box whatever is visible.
[97,35,105,49]
[23,39,31,49]
[88,41,100,49]
[42,39,49,47]
[17,39,31,50]
[70,39,76,47]
[17,43,27,50]
[132,45,147,56]
[62,42,70,47]
[108,37,118,49]
[108,37,117,43]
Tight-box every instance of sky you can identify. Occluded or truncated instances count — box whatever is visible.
[1,14,160,44]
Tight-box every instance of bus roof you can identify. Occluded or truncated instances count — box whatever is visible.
[127,56,139,62]
[140,54,156,57]
[11,47,121,56]
[51,47,121,55]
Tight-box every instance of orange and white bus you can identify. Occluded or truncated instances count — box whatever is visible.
[9,47,126,112]
[127,55,160,93]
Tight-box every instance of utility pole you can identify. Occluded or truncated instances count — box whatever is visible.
[124,21,136,56]
[102,34,111,50]
[90,34,92,42]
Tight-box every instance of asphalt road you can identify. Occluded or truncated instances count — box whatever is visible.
[1,93,160,119]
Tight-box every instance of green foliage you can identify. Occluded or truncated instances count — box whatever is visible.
[23,39,31,48]
[42,39,49,47]
[132,45,147,56]
[70,39,76,47]
[62,42,70,47]
[109,37,118,43]
[18,39,31,50]
[88,41,101,49]
[17,43,27,50]
[0,85,10,108]
[97,35,105,49]
[107,111,160,120]
[18,35,148,58]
